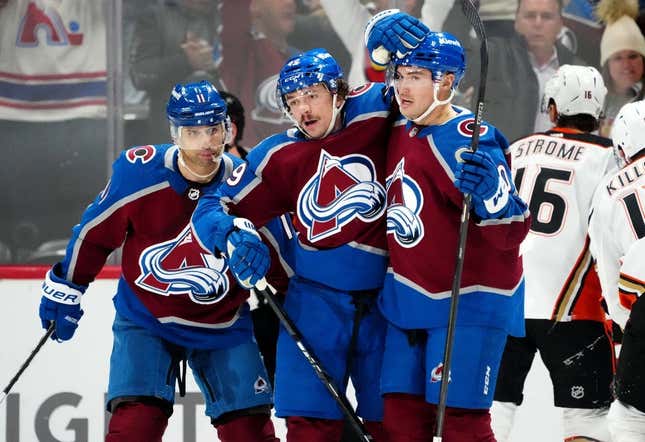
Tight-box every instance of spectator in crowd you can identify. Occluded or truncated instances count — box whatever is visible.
[220,91,248,159]
[0,0,108,262]
[460,0,586,143]
[288,0,351,74]
[219,0,299,146]
[561,0,603,65]
[130,0,223,144]
[319,0,424,88]
[596,0,645,137]
[431,0,518,37]
[492,65,615,442]
[589,100,645,442]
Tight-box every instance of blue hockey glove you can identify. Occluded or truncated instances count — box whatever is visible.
[364,9,429,67]
[39,263,86,341]
[226,218,270,289]
[454,150,512,219]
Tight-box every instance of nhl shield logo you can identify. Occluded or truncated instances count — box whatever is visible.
[187,188,200,200]
[571,385,585,400]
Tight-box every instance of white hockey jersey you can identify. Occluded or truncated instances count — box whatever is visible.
[511,128,614,321]
[589,155,645,328]
[0,0,106,121]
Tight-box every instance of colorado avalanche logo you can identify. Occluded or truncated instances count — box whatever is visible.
[251,74,292,125]
[457,118,489,138]
[126,145,156,164]
[386,158,424,248]
[297,150,386,242]
[347,83,374,97]
[136,225,229,304]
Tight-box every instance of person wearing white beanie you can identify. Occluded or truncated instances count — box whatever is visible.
[597,0,645,136]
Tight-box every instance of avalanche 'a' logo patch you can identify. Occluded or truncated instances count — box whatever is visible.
[297,150,386,242]
[136,225,229,304]
[386,158,424,248]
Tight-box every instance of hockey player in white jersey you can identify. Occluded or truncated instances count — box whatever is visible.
[589,100,645,442]
[492,65,616,442]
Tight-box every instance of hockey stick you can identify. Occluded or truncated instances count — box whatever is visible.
[0,322,55,405]
[254,280,374,442]
[434,1,488,440]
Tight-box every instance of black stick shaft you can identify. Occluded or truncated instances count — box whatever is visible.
[1,323,55,404]
[435,1,488,439]
[255,285,374,442]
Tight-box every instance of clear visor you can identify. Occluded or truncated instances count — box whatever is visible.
[277,82,330,118]
[171,117,233,151]
[386,64,441,91]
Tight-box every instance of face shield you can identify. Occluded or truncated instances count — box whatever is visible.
[171,117,233,152]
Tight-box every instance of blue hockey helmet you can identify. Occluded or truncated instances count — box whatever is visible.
[166,80,228,127]
[393,31,466,88]
[276,48,343,106]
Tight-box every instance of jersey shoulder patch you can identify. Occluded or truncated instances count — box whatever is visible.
[344,82,390,123]
[125,145,157,164]
[112,144,172,189]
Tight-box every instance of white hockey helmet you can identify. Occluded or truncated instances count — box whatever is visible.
[611,100,645,164]
[541,65,607,118]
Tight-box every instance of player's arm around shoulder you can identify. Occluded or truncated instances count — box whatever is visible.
[343,81,395,123]
[190,136,278,256]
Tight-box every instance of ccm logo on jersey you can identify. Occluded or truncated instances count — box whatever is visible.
[126,145,156,164]
[457,118,489,138]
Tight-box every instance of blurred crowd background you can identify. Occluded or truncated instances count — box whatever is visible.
[1,0,644,264]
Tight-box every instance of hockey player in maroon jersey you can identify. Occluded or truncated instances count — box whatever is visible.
[589,100,645,441]
[37,81,279,442]
[493,65,616,442]
[192,47,394,442]
[365,12,530,441]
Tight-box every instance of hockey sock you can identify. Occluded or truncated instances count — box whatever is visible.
[364,420,388,442]
[383,393,436,441]
[105,402,168,442]
[443,406,496,442]
[215,413,278,442]
[285,416,344,442]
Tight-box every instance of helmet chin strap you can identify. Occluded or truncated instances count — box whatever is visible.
[287,94,345,139]
[177,149,219,180]
[321,94,345,138]
[396,82,454,125]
